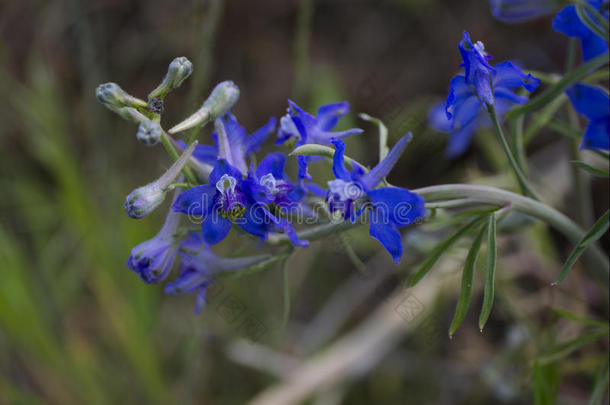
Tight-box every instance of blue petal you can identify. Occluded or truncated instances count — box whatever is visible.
[316,102,350,131]
[368,187,426,227]
[209,159,244,184]
[300,181,327,198]
[494,87,528,105]
[445,75,473,120]
[236,204,270,240]
[201,210,232,245]
[493,61,540,92]
[447,120,479,157]
[566,83,610,120]
[172,184,216,216]
[473,69,495,106]
[297,155,312,180]
[312,128,364,145]
[256,152,287,179]
[222,113,248,146]
[277,217,309,247]
[245,117,276,156]
[369,220,403,264]
[428,102,453,133]
[581,119,610,150]
[581,34,609,61]
[451,95,481,132]
[164,267,208,295]
[177,140,219,164]
[553,5,594,38]
[360,133,412,190]
[331,139,351,181]
[490,0,558,23]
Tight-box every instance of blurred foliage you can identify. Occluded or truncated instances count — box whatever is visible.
[0,0,608,404]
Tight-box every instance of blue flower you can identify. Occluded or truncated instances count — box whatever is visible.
[276,100,363,179]
[566,83,610,150]
[243,152,310,247]
[489,0,561,23]
[326,135,425,263]
[172,159,269,245]
[553,0,609,62]
[177,112,276,170]
[430,32,540,157]
[126,204,181,283]
[165,234,271,314]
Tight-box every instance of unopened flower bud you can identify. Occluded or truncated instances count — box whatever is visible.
[149,57,194,99]
[116,106,149,124]
[168,81,240,134]
[124,140,198,219]
[136,119,162,146]
[95,82,147,111]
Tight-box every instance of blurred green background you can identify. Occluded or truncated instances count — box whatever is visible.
[0,0,608,404]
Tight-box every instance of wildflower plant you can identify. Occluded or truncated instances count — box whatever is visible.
[98,9,609,372]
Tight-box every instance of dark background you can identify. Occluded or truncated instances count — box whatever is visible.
[1,0,608,404]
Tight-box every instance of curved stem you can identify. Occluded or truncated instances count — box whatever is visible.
[271,184,609,277]
[415,184,608,275]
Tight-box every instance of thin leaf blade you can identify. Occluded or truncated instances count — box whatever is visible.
[554,210,610,285]
[479,214,497,331]
[449,221,486,337]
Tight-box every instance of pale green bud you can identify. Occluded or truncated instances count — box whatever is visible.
[149,57,194,99]
[124,140,198,219]
[136,120,162,146]
[168,81,240,134]
[95,82,147,111]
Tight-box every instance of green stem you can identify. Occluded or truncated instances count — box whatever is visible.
[509,115,527,176]
[160,132,198,184]
[488,104,541,200]
[270,184,609,278]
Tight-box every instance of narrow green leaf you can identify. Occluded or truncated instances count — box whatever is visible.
[588,357,610,405]
[448,221,486,337]
[409,214,487,287]
[538,329,607,366]
[339,232,367,273]
[359,113,389,162]
[290,143,366,172]
[479,214,497,331]
[576,4,608,41]
[571,161,610,178]
[507,52,610,119]
[553,308,609,329]
[554,210,610,284]
[533,361,559,405]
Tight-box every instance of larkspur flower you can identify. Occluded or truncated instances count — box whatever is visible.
[243,152,310,247]
[172,159,268,244]
[565,83,610,150]
[429,31,540,157]
[126,193,183,283]
[490,0,562,23]
[276,100,363,180]
[165,233,271,314]
[176,112,276,170]
[326,135,425,263]
[553,0,609,62]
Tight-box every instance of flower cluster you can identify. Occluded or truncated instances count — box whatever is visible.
[97,57,425,312]
[429,31,541,157]
[487,0,609,151]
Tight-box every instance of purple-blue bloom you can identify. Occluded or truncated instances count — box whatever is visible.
[172,159,269,245]
[126,202,181,283]
[429,31,540,157]
[553,0,609,61]
[489,0,562,23]
[177,112,276,170]
[165,233,271,314]
[327,135,425,263]
[276,100,363,179]
[565,83,610,150]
